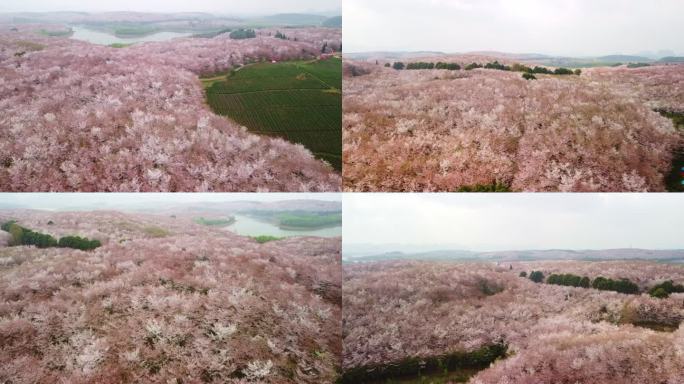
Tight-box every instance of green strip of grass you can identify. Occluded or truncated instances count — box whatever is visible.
[251,235,283,243]
[194,217,236,226]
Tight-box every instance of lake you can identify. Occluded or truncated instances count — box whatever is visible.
[223,214,341,238]
[69,26,192,45]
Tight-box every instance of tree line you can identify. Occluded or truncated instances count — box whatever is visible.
[229,29,256,40]
[388,61,461,71]
[522,270,640,295]
[390,59,581,80]
[1,220,101,251]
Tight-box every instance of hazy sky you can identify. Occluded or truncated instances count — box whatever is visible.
[344,0,684,56]
[0,193,340,210]
[343,193,684,251]
[0,0,339,15]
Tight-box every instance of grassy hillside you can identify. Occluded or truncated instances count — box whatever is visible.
[204,57,342,170]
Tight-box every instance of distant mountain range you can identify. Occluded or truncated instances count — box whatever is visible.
[0,11,342,29]
[248,13,340,27]
[346,50,684,67]
[0,200,341,214]
[345,51,446,60]
[344,248,684,263]
[321,16,341,28]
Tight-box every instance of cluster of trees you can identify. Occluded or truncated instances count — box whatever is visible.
[465,62,483,70]
[229,29,256,39]
[1,221,101,250]
[457,183,511,192]
[57,236,102,251]
[463,61,581,77]
[274,31,288,40]
[484,61,511,71]
[648,280,684,298]
[547,273,591,288]
[391,62,461,71]
[522,270,639,294]
[513,64,580,76]
[341,343,507,384]
[592,276,639,294]
[404,62,460,70]
[627,63,651,68]
[2,221,58,248]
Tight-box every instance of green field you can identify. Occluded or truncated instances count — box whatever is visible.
[194,217,236,226]
[276,212,342,229]
[203,57,342,170]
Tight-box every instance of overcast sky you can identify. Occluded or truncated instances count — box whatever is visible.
[0,0,339,15]
[344,0,684,57]
[0,193,340,210]
[343,193,684,251]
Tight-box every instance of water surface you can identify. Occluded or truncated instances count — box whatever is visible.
[223,214,341,238]
[70,26,192,45]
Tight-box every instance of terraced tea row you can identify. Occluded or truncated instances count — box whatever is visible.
[204,58,342,170]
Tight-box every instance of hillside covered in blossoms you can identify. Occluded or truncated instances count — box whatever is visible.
[0,15,341,192]
[343,258,684,383]
[343,55,684,192]
[0,209,342,383]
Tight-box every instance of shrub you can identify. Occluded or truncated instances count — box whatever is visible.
[58,236,102,251]
[436,62,461,70]
[475,277,504,296]
[392,62,405,70]
[457,183,511,192]
[229,29,256,40]
[592,276,639,294]
[522,73,537,80]
[574,69,582,76]
[650,287,669,299]
[553,67,575,75]
[484,61,511,71]
[519,271,527,277]
[340,344,507,384]
[580,276,590,288]
[465,63,483,70]
[547,273,590,288]
[529,271,544,283]
[511,63,532,72]
[3,222,58,248]
[648,280,684,299]
[529,66,552,74]
[406,62,434,70]
[1,220,17,232]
